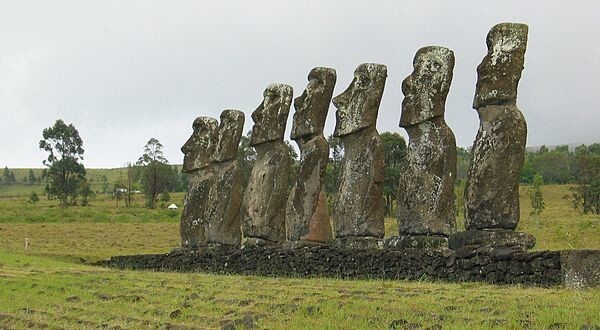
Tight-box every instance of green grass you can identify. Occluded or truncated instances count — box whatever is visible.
[0,184,599,328]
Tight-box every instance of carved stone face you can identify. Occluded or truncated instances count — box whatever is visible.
[291,67,337,141]
[181,116,218,173]
[250,83,293,146]
[332,63,387,137]
[211,110,245,163]
[400,46,455,127]
[473,23,528,110]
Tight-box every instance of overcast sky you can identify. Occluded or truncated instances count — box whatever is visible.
[1,0,599,168]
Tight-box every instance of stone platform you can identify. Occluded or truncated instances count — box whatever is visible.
[97,245,600,288]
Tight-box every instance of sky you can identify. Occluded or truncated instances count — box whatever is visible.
[1,0,599,168]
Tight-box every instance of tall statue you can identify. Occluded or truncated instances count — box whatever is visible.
[205,110,245,248]
[179,116,218,249]
[286,67,336,244]
[394,46,457,249]
[241,83,293,246]
[451,23,535,250]
[332,63,387,248]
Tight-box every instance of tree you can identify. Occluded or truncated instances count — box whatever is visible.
[39,119,87,207]
[159,191,171,208]
[28,191,40,205]
[529,174,545,215]
[324,135,343,195]
[455,179,466,216]
[3,166,10,183]
[325,135,344,212]
[456,147,472,182]
[2,167,16,184]
[381,132,407,217]
[113,183,125,208]
[124,163,137,207]
[100,175,110,195]
[78,180,95,206]
[28,169,37,185]
[237,131,256,190]
[136,138,177,209]
[571,144,600,214]
[286,140,299,192]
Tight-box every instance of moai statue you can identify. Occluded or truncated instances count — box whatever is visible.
[285,67,336,246]
[205,110,245,249]
[179,116,218,250]
[390,46,457,250]
[450,23,536,250]
[241,83,293,246]
[332,63,386,249]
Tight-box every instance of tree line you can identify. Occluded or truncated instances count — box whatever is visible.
[13,119,600,215]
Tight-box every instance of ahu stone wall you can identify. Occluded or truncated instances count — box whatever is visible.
[101,245,564,287]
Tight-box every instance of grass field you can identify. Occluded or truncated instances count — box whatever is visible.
[1,183,599,328]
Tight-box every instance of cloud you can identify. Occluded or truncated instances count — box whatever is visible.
[0,0,598,168]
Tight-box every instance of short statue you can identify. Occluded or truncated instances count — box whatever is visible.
[394,46,457,249]
[205,110,245,248]
[332,63,387,248]
[179,116,218,249]
[286,67,336,244]
[451,22,535,249]
[241,83,293,246]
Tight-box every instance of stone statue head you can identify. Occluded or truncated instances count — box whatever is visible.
[250,83,293,146]
[400,46,455,127]
[211,110,245,163]
[332,63,387,137]
[181,116,218,173]
[291,67,337,141]
[473,22,528,110]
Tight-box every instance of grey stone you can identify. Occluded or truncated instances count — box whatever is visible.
[241,84,292,244]
[473,23,528,110]
[206,110,244,246]
[179,117,218,249]
[286,67,336,243]
[398,46,457,237]
[465,23,529,231]
[333,63,387,137]
[448,230,536,250]
[249,83,293,146]
[332,63,386,240]
[561,250,600,288]
[385,235,449,250]
[330,236,383,250]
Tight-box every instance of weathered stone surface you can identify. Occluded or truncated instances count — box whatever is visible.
[332,63,386,240]
[249,83,293,146]
[448,230,536,250]
[291,67,336,140]
[333,129,385,239]
[465,23,529,231]
[102,245,565,287]
[211,110,245,163]
[333,63,387,137]
[241,84,292,244]
[206,110,244,246]
[465,105,527,230]
[329,236,383,250]
[398,46,457,236]
[399,46,455,127]
[180,117,218,249]
[561,250,600,288]
[286,67,336,243]
[385,235,449,250]
[473,23,528,110]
